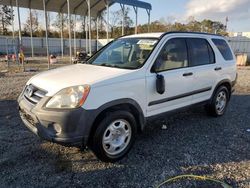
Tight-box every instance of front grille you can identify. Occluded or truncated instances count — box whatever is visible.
[23,84,47,105]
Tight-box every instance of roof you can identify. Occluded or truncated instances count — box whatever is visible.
[0,0,151,17]
[122,31,223,39]
[112,0,151,10]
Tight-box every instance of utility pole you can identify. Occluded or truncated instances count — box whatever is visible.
[225,16,229,31]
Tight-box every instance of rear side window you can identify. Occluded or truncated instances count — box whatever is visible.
[212,39,233,61]
[187,38,215,67]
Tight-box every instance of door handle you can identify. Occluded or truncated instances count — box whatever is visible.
[214,67,222,71]
[183,72,193,77]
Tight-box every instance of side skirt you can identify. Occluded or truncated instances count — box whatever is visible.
[145,100,210,123]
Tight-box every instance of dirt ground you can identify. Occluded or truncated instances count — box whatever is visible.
[0,62,249,188]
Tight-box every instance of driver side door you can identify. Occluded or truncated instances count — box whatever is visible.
[146,37,195,117]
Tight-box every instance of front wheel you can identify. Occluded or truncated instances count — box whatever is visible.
[90,111,137,162]
[206,86,229,117]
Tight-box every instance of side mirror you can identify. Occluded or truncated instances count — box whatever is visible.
[156,74,165,94]
[83,55,91,63]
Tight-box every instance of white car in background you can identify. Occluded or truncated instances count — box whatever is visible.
[18,32,237,162]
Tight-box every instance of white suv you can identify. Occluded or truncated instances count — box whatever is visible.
[18,32,237,162]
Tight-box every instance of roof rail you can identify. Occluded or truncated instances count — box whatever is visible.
[160,31,223,39]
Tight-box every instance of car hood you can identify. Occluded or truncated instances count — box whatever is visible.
[27,64,133,96]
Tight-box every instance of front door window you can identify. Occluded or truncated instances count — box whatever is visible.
[153,38,188,72]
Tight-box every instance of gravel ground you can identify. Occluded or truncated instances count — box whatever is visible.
[0,66,249,188]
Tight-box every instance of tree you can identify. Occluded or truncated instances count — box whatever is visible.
[79,15,86,38]
[52,13,74,38]
[136,18,228,36]
[109,7,133,38]
[23,10,40,35]
[98,12,106,31]
[0,5,13,35]
[118,7,133,30]
[53,13,67,31]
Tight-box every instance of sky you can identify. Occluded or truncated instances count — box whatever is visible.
[14,0,250,32]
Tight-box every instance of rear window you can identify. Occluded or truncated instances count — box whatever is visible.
[187,38,215,67]
[212,39,234,61]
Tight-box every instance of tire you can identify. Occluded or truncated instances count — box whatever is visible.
[90,110,137,162]
[206,86,229,117]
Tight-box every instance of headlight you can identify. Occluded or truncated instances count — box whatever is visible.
[45,85,90,109]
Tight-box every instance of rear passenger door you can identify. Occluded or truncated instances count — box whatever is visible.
[186,38,218,104]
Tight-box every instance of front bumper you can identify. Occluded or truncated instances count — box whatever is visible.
[18,94,95,147]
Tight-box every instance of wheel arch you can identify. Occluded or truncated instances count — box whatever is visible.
[212,79,232,101]
[87,98,145,145]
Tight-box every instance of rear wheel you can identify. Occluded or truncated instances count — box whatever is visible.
[206,86,229,117]
[90,111,137,162]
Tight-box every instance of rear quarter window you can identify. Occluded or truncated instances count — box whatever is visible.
[212,39,234,61]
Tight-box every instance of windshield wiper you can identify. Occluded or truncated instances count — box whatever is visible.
[99,63,121,68]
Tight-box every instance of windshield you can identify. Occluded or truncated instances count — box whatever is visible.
[87,38,158,69]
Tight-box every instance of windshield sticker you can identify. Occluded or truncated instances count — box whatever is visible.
[139,44,154,50]
[137,40,157,45]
